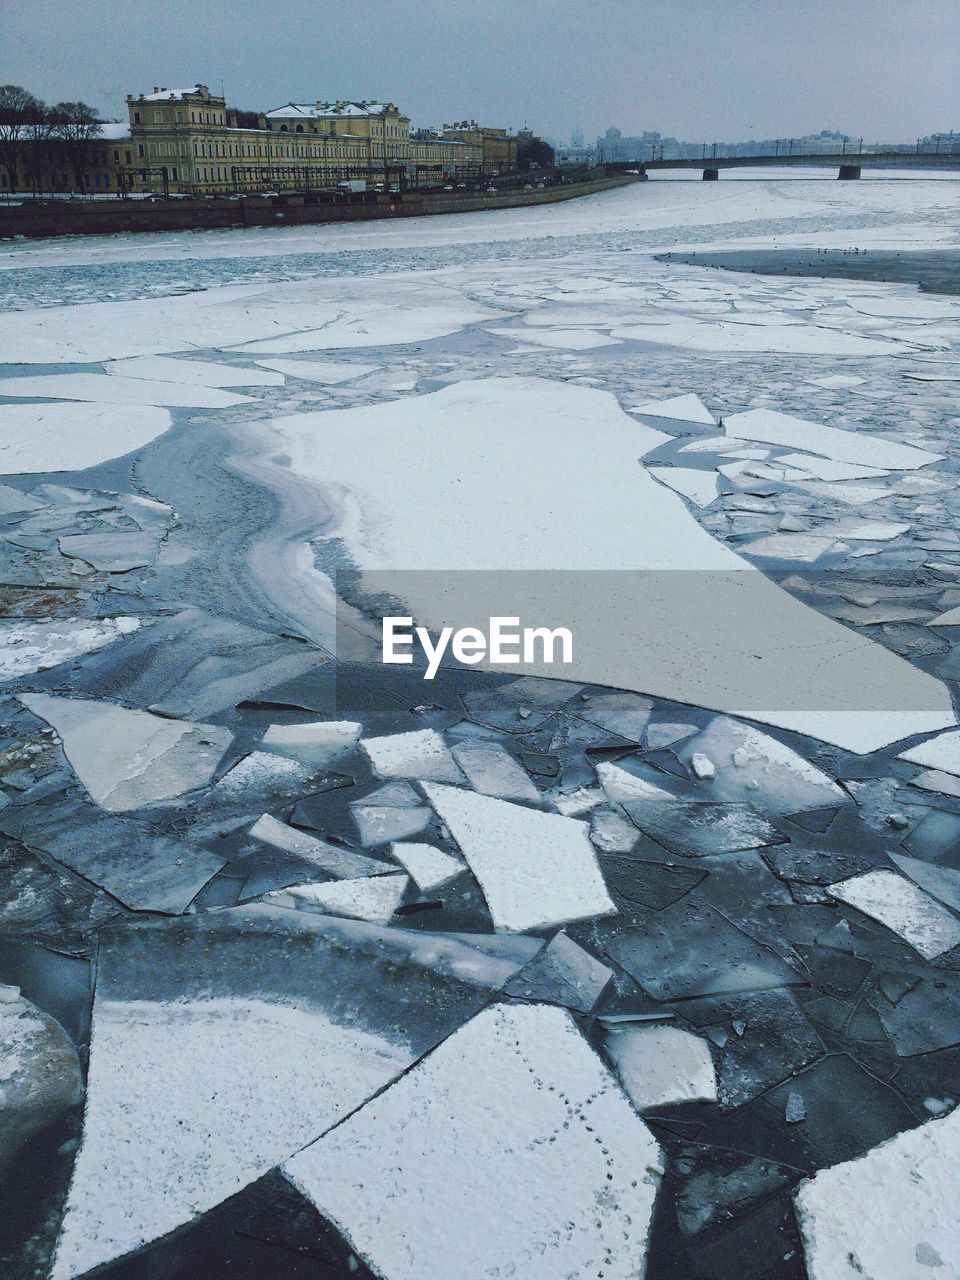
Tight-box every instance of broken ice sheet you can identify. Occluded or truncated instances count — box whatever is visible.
[0,990,83,1175]
[264,873,409,922]
[673,1145,799,1237]
[685,989,823,1110]
[621,795,786,857]
[389,840,463,891]
[260,719,360,767]
[461,675,583,731]
[360,727,463,782]
[604,1023,717,1110]
[449,739,540,802]
[590,807,640,853]
[874,973,960,1056]
[795,1108,960,1280]
[502,930,612,1012]
[284,1003,663,1280]
[649,466,719,508]
[50,907,541,1280]
[350,781,433,846]
[0,616,141,680]
[18,692,232,812]
[889,852,960,914]
[0,403,172,474]
[723,407,942,470]
[422,782,615,932]
[899,727,960,776]
[67,606,325,720]
[2,792,224,913]
[827,869,960,960]
[677,716,846,815]
[249,813,388,879]
[0,840,120,950]
[606,897,799,1000]
[205,750,312,805]
[628,392,716,425]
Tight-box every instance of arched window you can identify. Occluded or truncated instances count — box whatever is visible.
[280,124,288,132]
[295,124,304,133]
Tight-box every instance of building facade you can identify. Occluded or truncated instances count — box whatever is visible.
[115,85,511,195]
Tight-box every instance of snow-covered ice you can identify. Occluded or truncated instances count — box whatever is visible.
[19,692,232,811]
[285,1003,663,1280]
[604,1023,718,1110]
[795,1108,960,1280]
[827,869,960,960]
[0,403,171,473]
[422,782,616,932]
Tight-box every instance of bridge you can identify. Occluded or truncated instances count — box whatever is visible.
[607,148,960,180]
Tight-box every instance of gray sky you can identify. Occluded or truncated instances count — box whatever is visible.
[5,0,958,143]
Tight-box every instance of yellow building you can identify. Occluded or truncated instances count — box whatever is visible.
[440,121,518,176]
[120,85,509,195]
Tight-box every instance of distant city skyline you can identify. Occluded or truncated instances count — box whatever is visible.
[5,0,958,142]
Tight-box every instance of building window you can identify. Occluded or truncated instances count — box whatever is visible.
[172,167,178,180]
[134,111,141,124]
[137,143,145,157]
[125,150,131,164]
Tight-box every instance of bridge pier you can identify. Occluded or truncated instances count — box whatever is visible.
[636,164,648,180]
[837,164,862,180]
[702,167,719,181]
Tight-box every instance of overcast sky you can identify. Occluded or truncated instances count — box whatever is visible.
[5,0,958,143]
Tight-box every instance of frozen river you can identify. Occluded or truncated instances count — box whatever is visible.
[0,172,959,1280]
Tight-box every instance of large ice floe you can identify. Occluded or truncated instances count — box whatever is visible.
[285,1002,663,1280]
[254,376,953,752]
[0,403,172,472]
[795,1108,960,1280]
[50,908,544,1279]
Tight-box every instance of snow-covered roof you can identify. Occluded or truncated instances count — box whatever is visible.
[100,122,131,140]
[264,101,405,121]
[138,86,211,102]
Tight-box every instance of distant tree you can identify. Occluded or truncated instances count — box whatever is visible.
[50,101,103,191]
[230,107,260,129]
[517,135,555,171]
[0,84,41,192]
[23,97,54,194]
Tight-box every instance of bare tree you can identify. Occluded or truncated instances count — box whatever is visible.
[50,100,103,192]
[0,84,41,193]
[23,98,54,195]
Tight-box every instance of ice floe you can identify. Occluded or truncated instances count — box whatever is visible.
[629,392,715,424]
[0,372,248,408]
[649,465,719,507]
[51,907,540,1279]
[422,782,616,932]
[361,728,463,782]
[103,355,284,386]
[389,841,464,891]
[19,693,232,812]
[0,991,82,1174]
[827,869,960,959]
[285,1003,663,1280]
[265,873,409,922]
[795,1108,960,1280]
[257,376,954,752]
[0,617,140,680]
[604,1023,717,1109]
[899,727,960,775]
[260,719,360,766]
[723,407,942,470]
[249,813,388,879]
[0,403,172,474]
